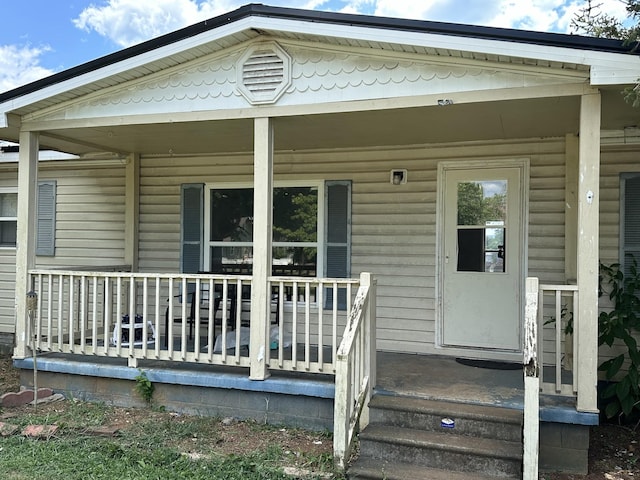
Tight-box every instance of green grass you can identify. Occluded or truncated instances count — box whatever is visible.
[0,436,294,480]
[0,402,344,480]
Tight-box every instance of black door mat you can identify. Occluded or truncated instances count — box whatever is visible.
[455,358,522,370]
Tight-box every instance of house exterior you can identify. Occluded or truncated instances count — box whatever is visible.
[1,4,640,475]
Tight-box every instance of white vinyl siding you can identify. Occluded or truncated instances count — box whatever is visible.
[0,172,17,333]
[0,137,633,352]
[137,138,568,354]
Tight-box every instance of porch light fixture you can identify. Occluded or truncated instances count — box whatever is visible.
[391,169,407,185]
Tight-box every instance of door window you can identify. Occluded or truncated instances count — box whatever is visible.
[456,180,507,273]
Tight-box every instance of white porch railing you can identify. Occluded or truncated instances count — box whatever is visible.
[538,283,579,396]
[333,272,376,469]
[25,268,361,374]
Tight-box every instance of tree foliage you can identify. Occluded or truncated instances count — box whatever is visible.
[572,0,640,106]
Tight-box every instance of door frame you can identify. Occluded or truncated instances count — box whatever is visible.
[435,158,530,358]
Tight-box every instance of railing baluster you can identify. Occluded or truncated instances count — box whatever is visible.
[104,276,111,353]
[154,277,161,358]
[292,281,298,368]
[305,282,311,370]
[46,273,52,350]
[180,277,188,359]
[91,276,98,354]
[317,280,323,369]
[115,277,123,356]
[80,275,87,353]
[27,269,361,376]
[555,290,562,393]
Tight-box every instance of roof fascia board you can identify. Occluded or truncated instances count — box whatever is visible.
[249,17,640,85]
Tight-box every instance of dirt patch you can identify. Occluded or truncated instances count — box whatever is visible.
[0,354,21,396]
[2,355,639,478]
[543,422,639,479]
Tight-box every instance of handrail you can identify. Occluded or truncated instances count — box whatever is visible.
[333,272,376,470]
[523,277,540,480]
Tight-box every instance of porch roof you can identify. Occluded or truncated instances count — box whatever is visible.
[1,3,639,156]
[1,4,639,115]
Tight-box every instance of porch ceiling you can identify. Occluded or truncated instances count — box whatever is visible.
[37,96,581,156]
[33,89,639,156]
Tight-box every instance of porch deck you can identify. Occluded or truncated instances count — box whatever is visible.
[375,352,598,426]
[14,350,598,427]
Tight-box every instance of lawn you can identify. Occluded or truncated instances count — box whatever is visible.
[0,399,342,480]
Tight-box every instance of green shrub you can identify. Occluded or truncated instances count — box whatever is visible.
[598,257,640,422]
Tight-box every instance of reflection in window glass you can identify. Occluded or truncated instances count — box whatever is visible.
[457,181,506,226]
[456,180,507,273]
[209,186,318,276]
[210,189,253,242]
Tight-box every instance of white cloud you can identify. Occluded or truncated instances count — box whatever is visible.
[73,0,338,48]
[72,0,637,49]
[0,45,55,93]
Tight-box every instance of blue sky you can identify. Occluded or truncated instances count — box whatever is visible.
[0,0,629,93]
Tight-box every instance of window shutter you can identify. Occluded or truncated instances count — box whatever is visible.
[622,174,640,276]
[181,184,204,274]
[325,181,351,309]
[36,181,56,256]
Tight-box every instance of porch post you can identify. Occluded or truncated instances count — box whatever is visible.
[565,134,578,283]
[249,117,273,380]
[14,131,39,359]
[124,153,139,272]
[576,92,600,413]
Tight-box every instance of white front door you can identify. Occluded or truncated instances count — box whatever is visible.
[440,163,526,352]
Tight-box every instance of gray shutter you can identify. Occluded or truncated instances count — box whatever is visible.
[36,180,56,256]
[622,174,640,276]
[325,181,351,309]
[181,184,204,274]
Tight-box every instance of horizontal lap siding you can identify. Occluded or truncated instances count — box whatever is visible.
[38,164,126,266]
[139,138,566,355]
[597,149,640,370]
[0,170,17,332]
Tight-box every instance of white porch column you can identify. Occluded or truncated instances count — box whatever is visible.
[124,153,140,271]
[565,134,579,283]
[576,92,600,413]
[250,117,273,380]
[14,131,39,358]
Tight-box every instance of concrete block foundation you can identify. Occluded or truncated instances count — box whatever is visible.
[539,422,590,474]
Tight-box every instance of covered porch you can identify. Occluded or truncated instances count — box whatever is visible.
[4,4,640,475]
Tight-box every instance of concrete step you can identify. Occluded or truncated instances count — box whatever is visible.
[348,457,519,480]
[358,424,523,478]
[369,395,523,442]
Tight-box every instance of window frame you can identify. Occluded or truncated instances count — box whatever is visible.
[203,180,326,277]
[0,187,18,249]
[620,172,640,275]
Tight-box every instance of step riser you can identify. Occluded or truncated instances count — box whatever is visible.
[360,439,522,478]
[370,408,522,442]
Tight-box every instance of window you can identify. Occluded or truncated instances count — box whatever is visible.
[180,180,351,295]
[0,182,56,252]
[0,189,17,248]
[456,180,507,273]
[620,173,640,276]
[202,185,319,276]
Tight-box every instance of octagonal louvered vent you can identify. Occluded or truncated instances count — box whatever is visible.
[237,42,291,105]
